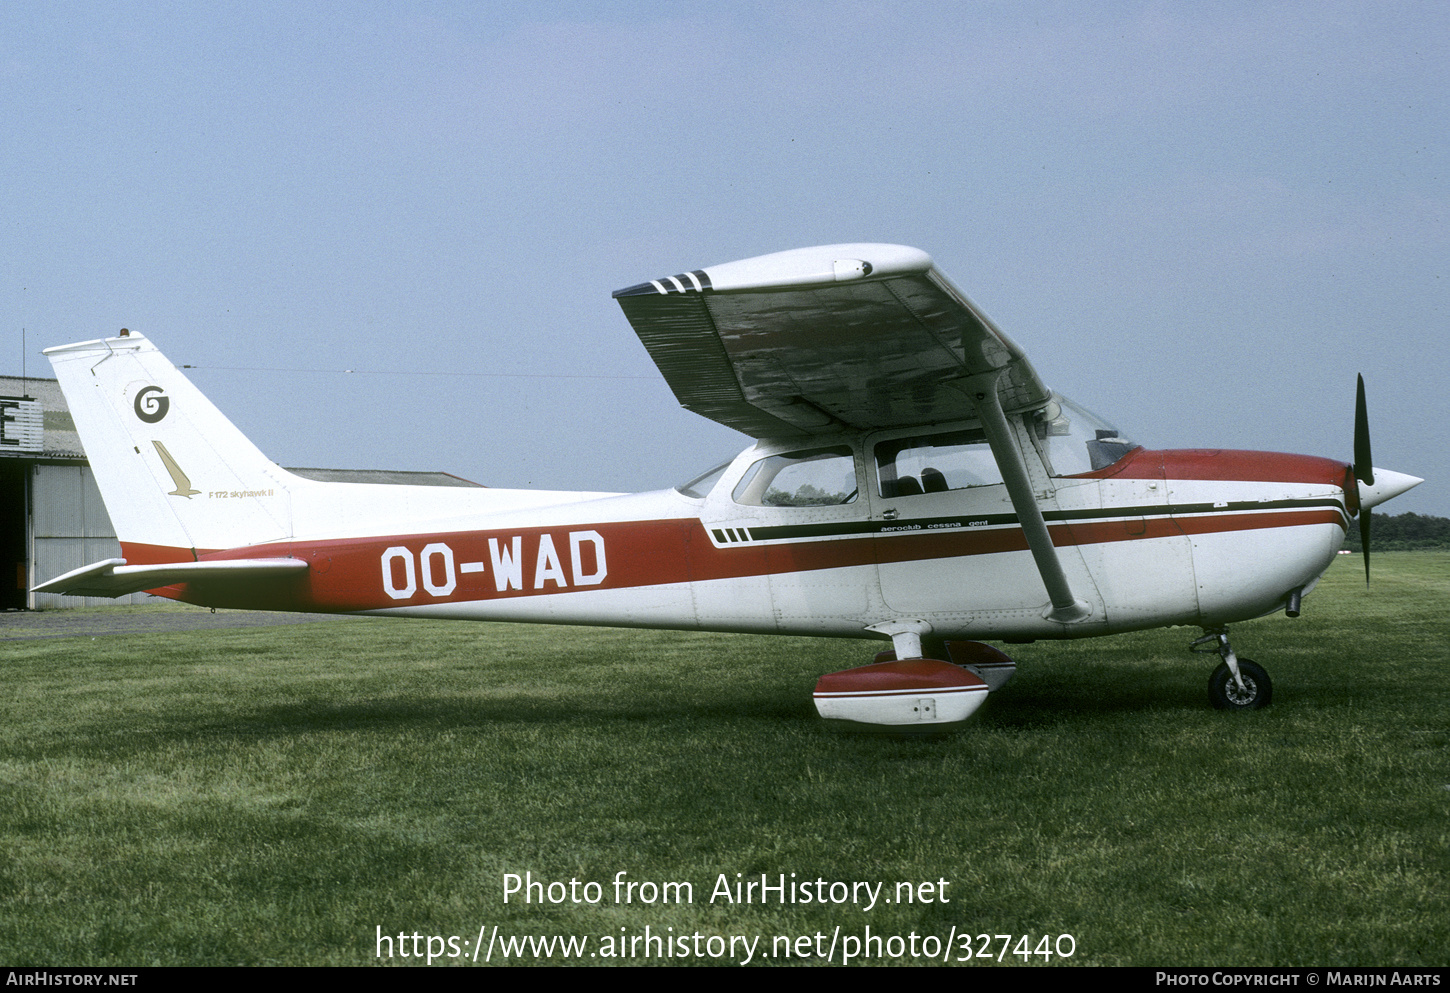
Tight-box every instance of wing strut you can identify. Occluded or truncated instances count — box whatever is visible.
[964,372,1091,624]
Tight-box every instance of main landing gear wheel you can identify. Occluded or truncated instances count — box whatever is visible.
[1208,658,1272,710]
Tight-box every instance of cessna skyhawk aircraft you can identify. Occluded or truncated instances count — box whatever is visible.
[35,244,1421,729]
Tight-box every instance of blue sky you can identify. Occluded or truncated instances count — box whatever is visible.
[4,1,1445,514]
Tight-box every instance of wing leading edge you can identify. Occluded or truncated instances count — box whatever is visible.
[614,243,1050,438]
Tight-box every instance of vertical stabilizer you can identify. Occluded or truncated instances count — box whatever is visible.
[45,333,296,557]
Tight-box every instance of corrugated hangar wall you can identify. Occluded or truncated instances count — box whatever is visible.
[30,463,155,609]
[2,375,157,610]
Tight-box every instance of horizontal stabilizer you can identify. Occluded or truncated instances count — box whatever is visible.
[33,557,309,599]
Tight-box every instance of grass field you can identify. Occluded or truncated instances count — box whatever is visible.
[2,553,1446,966]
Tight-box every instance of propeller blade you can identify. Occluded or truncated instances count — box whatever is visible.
[1354,375,1373,583]
[1360,507,1371,585]
[1354,374,1375,486]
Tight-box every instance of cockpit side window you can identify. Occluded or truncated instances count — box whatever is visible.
[874,429,1003,497]
[732,447,858,507]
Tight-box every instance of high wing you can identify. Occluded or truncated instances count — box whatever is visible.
[613,244,1050,438]
[616,243,1090,623]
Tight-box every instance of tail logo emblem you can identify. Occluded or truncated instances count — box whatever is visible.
[151,440,200,498]
[134,386,169,423]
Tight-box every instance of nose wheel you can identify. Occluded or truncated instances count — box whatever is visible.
[1208,657,1272,710]
[1192,629,1273,710]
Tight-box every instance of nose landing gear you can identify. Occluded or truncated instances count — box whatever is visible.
[1192,628,1273,710]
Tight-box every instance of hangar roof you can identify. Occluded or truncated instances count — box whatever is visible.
[0,375,85,459]
[0,375,482,486]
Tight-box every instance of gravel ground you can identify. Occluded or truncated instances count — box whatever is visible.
[1,605,359,641]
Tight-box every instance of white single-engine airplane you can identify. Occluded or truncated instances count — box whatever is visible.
[36,244,1422,729]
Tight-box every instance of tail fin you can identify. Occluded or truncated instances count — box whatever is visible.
[45,332,297,557]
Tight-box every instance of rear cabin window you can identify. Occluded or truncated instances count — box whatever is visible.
[675,460,733,499]
[732,447,858,507]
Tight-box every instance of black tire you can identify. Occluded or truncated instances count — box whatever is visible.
[1208,658,1272,710]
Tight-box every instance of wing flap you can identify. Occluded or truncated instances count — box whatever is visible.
[33,557,309,599]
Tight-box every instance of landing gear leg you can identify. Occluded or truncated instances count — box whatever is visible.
[1191,628,1273,710]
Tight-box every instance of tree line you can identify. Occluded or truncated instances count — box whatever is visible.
[1342,511,1450,551]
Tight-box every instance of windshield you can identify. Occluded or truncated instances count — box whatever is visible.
[1032,394,1137,476]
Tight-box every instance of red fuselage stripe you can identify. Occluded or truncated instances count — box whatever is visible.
[129,504,1344,612]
